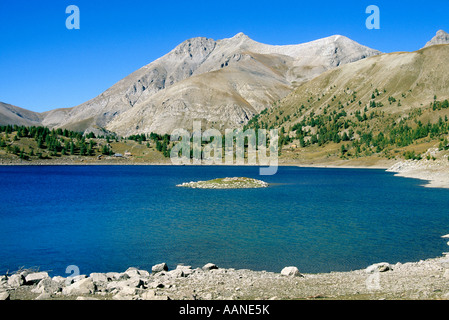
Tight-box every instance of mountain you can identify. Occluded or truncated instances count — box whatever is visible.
[38,33,380,135]
[3,30,449,165]
[246,43,449,164]
[424,29,449,48]
[0,102,43,127]
[277,44,449,116]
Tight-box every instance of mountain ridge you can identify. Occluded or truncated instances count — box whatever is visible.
[1,32,381,135]
[61,32,382,135]
[0,102,44,127]
[2,31,449,166]
[8,30,447,136]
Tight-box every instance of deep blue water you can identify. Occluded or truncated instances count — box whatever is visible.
[0,165,449,276]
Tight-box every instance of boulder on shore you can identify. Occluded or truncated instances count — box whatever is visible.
[62,277,95,296]
[281,267,303,277]
[365,262,392,274]
[152,263,168,273]
[25,272,49,285]
[7,274,25,288]
[202,263,218,271]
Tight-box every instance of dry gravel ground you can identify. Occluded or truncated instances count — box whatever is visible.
[2,256,449,301]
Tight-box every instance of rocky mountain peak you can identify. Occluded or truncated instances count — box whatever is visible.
[218,32,254,47]
[172,37,217,58]
[424,29,449,48]
[232,32,249,39]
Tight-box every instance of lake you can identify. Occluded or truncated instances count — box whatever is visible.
[0,165,448,276]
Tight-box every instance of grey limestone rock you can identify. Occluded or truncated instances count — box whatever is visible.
[281,267,303,277]
[424,30,449,48]
[24,272,49,285]
[152,263,168,273]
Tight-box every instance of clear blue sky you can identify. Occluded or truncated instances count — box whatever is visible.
[0,0,447,113]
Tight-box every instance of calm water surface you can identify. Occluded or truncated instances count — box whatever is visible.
[1,165,448,276]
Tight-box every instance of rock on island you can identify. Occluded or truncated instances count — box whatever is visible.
[176,177,269,189]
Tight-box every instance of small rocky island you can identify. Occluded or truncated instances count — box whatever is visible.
[176,177,269,189]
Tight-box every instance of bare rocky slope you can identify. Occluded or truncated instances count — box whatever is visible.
[270,42,449,122]
[0,102,43,127]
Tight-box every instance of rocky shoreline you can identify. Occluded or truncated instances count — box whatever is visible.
[2,255,449,300]
[387,158,449,189]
